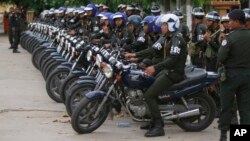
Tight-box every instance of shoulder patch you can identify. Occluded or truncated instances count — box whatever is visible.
[221,39,227,46]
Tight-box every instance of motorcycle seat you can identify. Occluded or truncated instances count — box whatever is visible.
[167,67,207,91]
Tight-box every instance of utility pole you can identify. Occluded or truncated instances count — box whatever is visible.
[186,0,192,31]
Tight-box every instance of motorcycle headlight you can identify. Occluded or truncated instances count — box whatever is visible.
[108,56,116,65]
[102,63,113,78]
[87,50,92,61]
[96,54,102,68]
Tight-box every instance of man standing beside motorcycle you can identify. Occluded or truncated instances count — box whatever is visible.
[125,13,187,137]
[218,9,250,141]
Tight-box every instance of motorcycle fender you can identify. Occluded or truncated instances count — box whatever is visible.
[55,58,66,62]
[45,48,56,52]
[60,62,73,67]
[51,55,62,58]
[56,65,71,70]
[85,90,106,100]
[39,44,49,48]
[67,80,97,97]
[71,70,86,75]
[78,75,95,80]
[76,79,97,85]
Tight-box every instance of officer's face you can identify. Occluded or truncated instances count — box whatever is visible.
[222,22,230,29]
[126,10,133,16]
[115,18,123,27]
[68,12,73,17]
[127,23,134,31]
[161,23,169,34]
[206,20,213,27]
[9,7,14,13]
[143,23,149,33]
[100,19,105,25]
[98,7,103,12]
[79,13,85,18]
[229,19,240,30]
[246,21,250,30]
[87,10,93,16]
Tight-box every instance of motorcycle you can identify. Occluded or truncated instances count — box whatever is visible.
[71,51,218,134]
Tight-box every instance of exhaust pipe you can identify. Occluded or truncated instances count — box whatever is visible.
[163,109,200,120]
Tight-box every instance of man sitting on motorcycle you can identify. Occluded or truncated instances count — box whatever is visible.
[125,13,187,137]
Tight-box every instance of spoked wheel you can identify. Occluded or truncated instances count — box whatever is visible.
[65,83,95,116]
[46,69,70,102]
[71,97,110,134]
[174,92,216,132]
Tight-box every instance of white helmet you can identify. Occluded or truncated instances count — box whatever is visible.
[221,14,229,23]
[156,13,180,32]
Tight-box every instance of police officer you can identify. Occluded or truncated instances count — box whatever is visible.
[151,4,161,16]
[172,10,190,43]
[126,5,135,17]
[219,14,230,43]
[11,7,24,53]
[112,12,134,48]
[8,7,14,49]
[125,14,187,137]
[218,9,250,141]
[243,8,250,29]
[204,11,220,72]
[91,14,114,46]
[54,7,66,28]
[203,11,222,118]
[190,7,207,68]
[124,15,160,53]
[126,15,142,40]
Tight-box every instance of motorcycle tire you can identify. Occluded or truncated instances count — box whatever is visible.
[59,73,84,103]
[65,83,95,116]
[71,97,110,134]
[45,68,70,103]
[174,92,216,132]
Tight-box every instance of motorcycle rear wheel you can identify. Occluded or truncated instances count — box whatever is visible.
[174,92,216,132]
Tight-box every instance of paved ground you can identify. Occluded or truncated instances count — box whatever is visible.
[0,34,221,141]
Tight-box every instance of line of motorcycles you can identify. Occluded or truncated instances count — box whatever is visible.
[20,22,219,134]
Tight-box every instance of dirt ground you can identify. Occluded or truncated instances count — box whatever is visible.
[0,34,221,141]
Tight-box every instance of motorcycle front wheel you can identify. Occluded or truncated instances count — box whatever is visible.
[71,97,110,134]
[65,83,95,116]
[174,92,216,132]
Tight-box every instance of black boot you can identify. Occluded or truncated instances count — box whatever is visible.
[140,121,153,130]
[13,50,20,53]
[144,120,165,137]
[231,114,239,125]
[219,130,227,141]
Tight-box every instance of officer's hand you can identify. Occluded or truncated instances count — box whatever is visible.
[124,53,136,60]
[128,57,138,63]
[204,33,211,42]
[219,33,226,43]
[103,25,109,34]
[103,43,111,48]
[144,66,155,77]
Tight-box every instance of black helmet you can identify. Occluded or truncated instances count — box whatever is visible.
[206,11,220,22]
[172,10,183,19]
[127,15,142,27]
[243,8,250,20]
[192,7,205,19]
[151,4,161,15]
